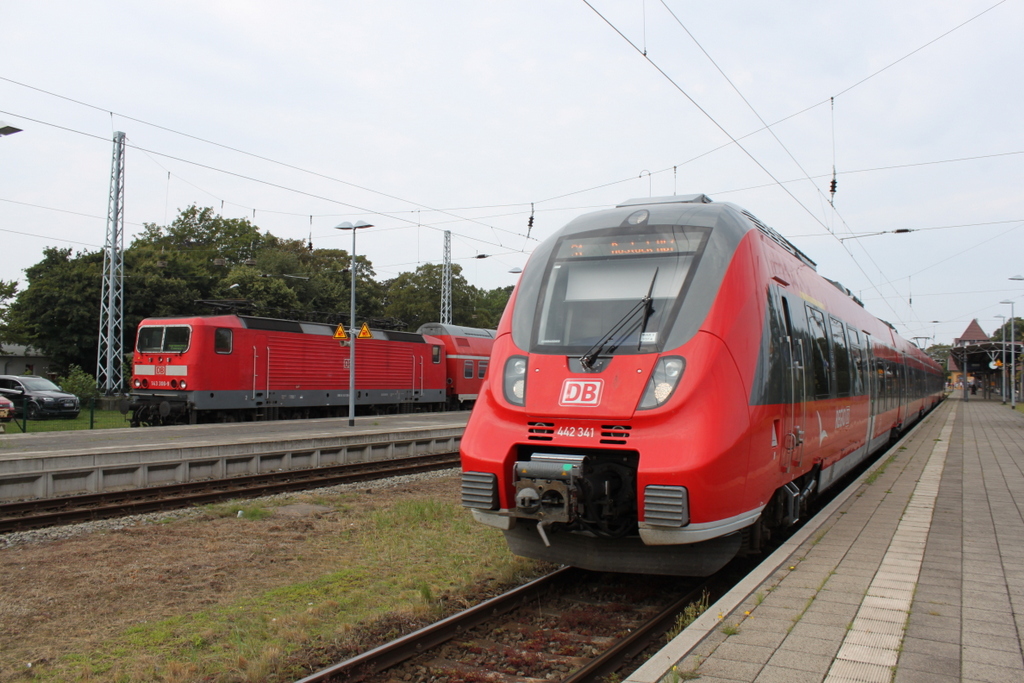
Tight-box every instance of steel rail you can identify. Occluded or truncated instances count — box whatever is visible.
[561,576,725,683]
[0,452,459,533]
[293,567,580,683]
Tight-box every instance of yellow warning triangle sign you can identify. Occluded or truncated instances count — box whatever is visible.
[357,322,374,339]
[333,324,349,340]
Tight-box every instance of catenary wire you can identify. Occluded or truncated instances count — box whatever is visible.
[0,108,521,254]
[542,0,1008,206]
[0,76,534,243]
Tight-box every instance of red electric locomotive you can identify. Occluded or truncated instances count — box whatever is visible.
[460,195,944,576]
[129,314,494,426]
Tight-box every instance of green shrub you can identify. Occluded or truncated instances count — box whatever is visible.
[58,364,101,403]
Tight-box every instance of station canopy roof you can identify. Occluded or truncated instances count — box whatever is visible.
[949,341,1023,374]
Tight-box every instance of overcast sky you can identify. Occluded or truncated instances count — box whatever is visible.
[2,1,1022,345]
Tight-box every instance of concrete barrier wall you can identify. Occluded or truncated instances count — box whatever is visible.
[0,426,464,502]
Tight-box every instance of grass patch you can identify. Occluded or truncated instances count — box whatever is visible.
[865,453,898,485]
[664,591,710,642]
[5,408,131,433]
[29,486,542,682]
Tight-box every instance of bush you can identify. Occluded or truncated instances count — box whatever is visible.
[58,364,101,404]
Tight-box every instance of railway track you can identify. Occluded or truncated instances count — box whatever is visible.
[0,452,459,533]
[296,566,733,683]
[292,436,906,683]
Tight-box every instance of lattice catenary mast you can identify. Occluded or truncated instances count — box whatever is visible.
[97,131,126,395]
[440,230,452,325]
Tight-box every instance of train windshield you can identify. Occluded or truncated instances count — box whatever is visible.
[533,226,710,355]
[137,326,192,353]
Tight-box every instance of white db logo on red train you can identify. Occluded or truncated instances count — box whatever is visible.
[559,379,604,406]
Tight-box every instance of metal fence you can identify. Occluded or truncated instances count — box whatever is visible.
[0,397,131,434]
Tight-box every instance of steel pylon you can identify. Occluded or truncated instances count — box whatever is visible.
[441,230,452,325]
[97,131,125,395]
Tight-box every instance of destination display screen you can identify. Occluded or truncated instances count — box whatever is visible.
[555,231,699,259]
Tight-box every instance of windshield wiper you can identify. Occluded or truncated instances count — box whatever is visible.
[636,268,658,350]
[579,269,658,370]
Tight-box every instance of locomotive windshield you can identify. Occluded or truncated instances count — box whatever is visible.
[137,325,192,354]
[532,226,710,355]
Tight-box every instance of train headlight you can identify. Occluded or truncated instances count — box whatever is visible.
[133,379,141,389]
[179,380,187,390]
[503,355,528,406]
[638,356,685,410]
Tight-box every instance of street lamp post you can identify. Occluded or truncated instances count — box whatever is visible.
[335,220,374,426]
[1001,300,1016,409]
[1009,274,1024,408]
[996,314,1006,403]
[0,121,23,137]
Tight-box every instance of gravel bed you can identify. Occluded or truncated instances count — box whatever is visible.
[1,467,458,550]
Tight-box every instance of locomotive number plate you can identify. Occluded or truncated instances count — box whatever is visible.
[556,426,595,438]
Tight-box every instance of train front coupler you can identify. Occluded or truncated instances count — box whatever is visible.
[513,453,585,546]
[513,452,638,546]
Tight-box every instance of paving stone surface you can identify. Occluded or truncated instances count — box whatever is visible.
[629,396,1024,682]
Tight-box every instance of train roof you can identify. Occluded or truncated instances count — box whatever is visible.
[139,314,432,342]
[615,194,817,270]
[416,323,497,339]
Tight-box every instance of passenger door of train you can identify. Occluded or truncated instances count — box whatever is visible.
[779,292,806,472]
[863,334,876,449]
[252,334,269,401]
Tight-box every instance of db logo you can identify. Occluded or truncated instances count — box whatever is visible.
[559,379,603,406]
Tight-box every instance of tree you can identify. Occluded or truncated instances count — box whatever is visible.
[255,239,385,322]
[473,285,514,329]
[0,279,18,346]
[383,263,478,331]
[991,318,1024,344]
[217,265,302,312]
[924,343,951,363]
[124,242,218,328]
[132,205,272,266]
[4,247,103,372]
[5,206,509,372]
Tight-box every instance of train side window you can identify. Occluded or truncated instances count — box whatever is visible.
[464,360,474,379]
[751,288,789,405]
[432,346,441,363]
[806,306,832,399]
[847,326,863,396]
[214,328,232,354]
[478,360,488,379]
[830,317,851,397]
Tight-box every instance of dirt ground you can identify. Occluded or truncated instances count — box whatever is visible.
[0,473,497,682]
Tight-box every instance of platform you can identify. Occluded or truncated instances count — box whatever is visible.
[629,395,1024,683]
[0,412,468,502]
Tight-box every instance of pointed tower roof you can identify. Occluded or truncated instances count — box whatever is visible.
[954,319,989,346]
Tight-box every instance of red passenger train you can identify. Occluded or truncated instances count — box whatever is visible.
[460,195,944,576]
[128,315,494,426]
[416,323,497,407]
